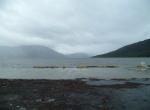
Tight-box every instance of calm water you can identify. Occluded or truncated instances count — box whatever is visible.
[0,58,150,79]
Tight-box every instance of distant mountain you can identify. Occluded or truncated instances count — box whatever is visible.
[94,39,150,58]
[67,53,90,58]
[0,45,66,59]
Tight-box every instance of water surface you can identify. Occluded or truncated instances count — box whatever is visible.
[0,58,150,79]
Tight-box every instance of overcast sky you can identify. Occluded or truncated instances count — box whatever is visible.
[0,0,150,55]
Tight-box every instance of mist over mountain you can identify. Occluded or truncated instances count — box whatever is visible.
[0,45,66,59]
[94,39,150,58]
[1,39,150,59]
[67,53,90,58]
[0,0,150,55]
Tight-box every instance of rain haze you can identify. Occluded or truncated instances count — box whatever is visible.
[0,0,150,55]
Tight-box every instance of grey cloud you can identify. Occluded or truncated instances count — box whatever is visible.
[0,0,150,55]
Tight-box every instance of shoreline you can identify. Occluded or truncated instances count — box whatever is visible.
[0,78,150,110]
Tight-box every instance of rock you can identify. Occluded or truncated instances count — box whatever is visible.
[36,99,42,102]
[47,99,55,103]
[19,107,26,110]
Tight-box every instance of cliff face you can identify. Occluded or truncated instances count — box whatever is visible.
[94,39,150,58]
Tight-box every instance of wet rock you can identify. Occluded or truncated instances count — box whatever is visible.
[19,107,26,110]
[47,98,55,103]
[36,99,42,102]
[0,79,150,110]
[143,99,148,102]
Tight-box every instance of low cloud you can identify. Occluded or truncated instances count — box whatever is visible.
[0,0,150,55]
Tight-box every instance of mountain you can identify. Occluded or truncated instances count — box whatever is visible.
[0,45,66,59]
[67,53,90,58]
[94,39,150,58]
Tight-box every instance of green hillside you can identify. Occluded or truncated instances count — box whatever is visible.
[94,39,150,58]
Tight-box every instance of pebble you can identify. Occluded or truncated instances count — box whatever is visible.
[19,107,26,110]
[47,99,55,103]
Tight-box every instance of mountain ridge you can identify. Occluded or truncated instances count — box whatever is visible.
[94,39,150,58]
[0,45,66,59]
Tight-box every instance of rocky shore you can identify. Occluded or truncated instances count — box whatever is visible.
[0,78,150,110]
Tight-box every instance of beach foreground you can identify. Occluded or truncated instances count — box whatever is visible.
[0,78,150,110]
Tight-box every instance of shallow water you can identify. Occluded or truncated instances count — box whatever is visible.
[0,58,150,79]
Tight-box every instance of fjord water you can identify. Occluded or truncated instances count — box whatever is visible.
[0,58,150,79]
